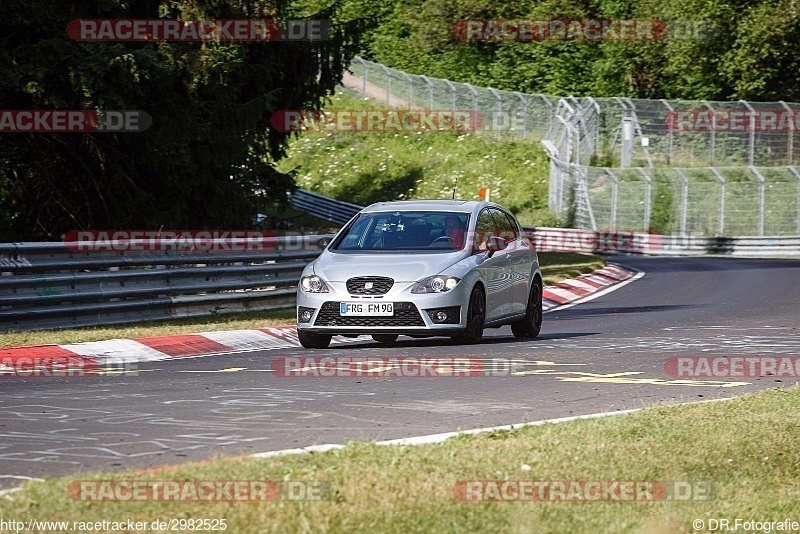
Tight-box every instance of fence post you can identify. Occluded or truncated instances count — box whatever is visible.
[675,168,689,237]
[749,166,766,236]
[541,95,554,138]
[379,64,391,106]
[638,168,652,231]
[355,57,368,98]
[464,83,479,115]
[788,166,800,234]
[514,92,527,137]
[702,100,716,166]
[488,87,503,137]
[444,79,456,114]
[711,168,726,234]
[660,99,674,165]
[742,100,756,166]
[401,71,413,109]
[421,75,434,110]
[780,101,794,164]
[605,168,620,230]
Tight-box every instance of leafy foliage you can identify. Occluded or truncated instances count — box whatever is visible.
[0,0,369,239]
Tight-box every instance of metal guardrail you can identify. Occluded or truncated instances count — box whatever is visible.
[527,227,800,256]
[0,235,328,332]
[292,189,362,225]
[1,220,797,333]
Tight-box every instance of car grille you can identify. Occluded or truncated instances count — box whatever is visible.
[346,276,394,295]
[314,301,425,327]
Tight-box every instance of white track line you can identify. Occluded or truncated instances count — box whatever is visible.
[251,397,732,459]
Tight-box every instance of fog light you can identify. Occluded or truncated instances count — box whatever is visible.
[435,311,448,322]
[301,310,313,322]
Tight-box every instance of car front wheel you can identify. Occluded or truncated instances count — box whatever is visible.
[297,329,332,349]
[453,286,485,344]
[511,280,542,339]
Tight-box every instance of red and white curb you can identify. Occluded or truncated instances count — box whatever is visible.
[0,263,640,369]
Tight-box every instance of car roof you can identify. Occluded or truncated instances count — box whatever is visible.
[360,199,503,213]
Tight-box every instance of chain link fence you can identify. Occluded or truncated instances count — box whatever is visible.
[346,57,800,236]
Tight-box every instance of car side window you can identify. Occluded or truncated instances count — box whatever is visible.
[489,208,517,245]
[473,209,497,251]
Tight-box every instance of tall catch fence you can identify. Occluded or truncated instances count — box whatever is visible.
[347,57,800,236]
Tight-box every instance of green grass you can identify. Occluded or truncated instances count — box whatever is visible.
[0,253,603,348]
[277,92,558,228]
[3,387,799,533]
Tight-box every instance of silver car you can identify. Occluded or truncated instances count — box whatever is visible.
[295,200,542,348]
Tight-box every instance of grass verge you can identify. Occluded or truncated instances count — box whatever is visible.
[0,252,604,348]
[277,91,557,228]
[2,387,799,533]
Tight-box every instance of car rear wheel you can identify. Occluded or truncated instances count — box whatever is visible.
[372,334,399,344]
[297,329,332,349]
[453,286,485,344]
[511,280,542,339]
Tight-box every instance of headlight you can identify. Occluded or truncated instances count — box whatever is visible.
[300,275,329,293]
[411,275,461,294]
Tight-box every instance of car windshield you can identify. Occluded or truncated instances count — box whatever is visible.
[332,211,470,252]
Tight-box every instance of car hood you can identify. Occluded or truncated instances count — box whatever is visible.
[314,250,469,282]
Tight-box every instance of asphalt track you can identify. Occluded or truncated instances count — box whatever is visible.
[2,255,800,489]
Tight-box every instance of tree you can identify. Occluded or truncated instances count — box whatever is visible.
[0,0,369,240]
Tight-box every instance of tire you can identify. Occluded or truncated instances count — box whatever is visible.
[372,334,399,345]
[511,279,542,339]
[297,329,332,349]
[453,286,485,344]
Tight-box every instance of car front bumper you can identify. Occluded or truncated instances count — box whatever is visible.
[296,278,472,337]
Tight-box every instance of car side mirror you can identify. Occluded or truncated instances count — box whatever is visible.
[486,235,506,257]
[317,236,333,250]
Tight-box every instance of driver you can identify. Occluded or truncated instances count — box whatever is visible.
[443,215,466,249]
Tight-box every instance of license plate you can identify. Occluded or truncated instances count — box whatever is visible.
[340,302,394,316]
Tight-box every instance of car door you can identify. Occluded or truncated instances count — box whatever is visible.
[473,208,514,321]
[491,208,534,315]
[489,208,524,317]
